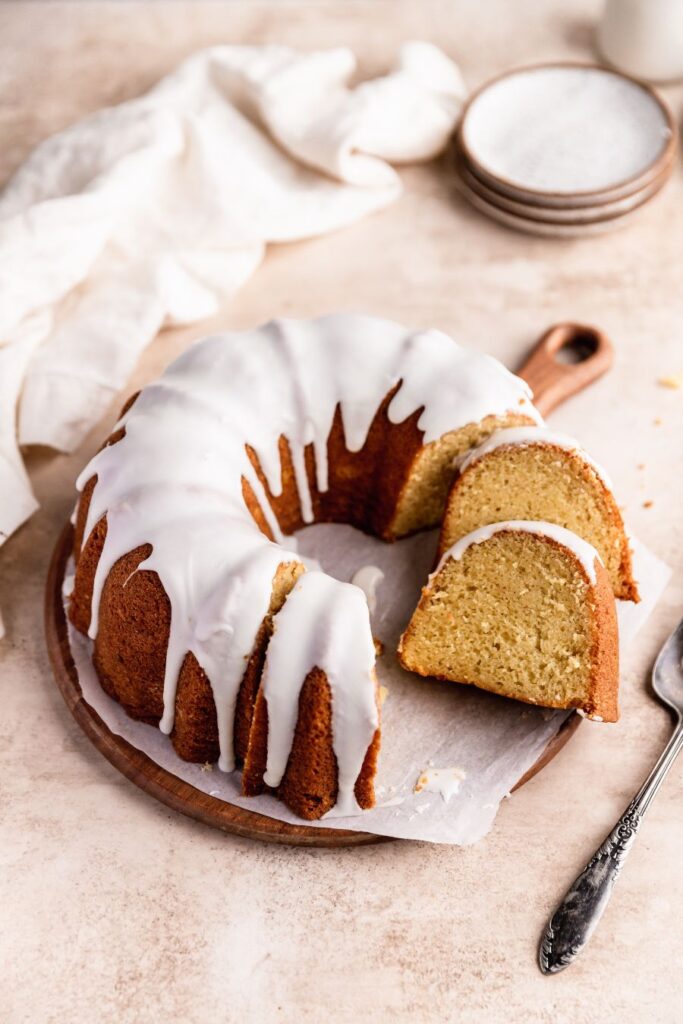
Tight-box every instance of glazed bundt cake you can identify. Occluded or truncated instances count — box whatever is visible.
[438,426,639,601]
[399,521,619,721]
[68,313,540,819]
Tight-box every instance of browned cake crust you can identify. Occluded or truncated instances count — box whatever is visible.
[242,668,381,820]
[243,385,423,540]
[68,386,533,820]
[583,559,620,722]
[243,389,534,542]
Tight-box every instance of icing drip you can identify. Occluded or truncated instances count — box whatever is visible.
[455,425,613,488]
[261,572,378,817]
[74,313,538,787]
[435,520,602,584]
[351,565,385,615]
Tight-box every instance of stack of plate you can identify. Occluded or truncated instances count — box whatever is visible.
[453,63,677,237]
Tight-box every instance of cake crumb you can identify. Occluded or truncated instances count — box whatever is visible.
[654,417,662,426]
[637,463,645,470]
[379,684,389,706]
[373,637,385,657]
[414,766,466,801]
[577,709,604,722]
[200,762,214,773]
[643,500,653,509]
[658,374,683,389]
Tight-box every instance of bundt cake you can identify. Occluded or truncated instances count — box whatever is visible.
[438,426,639,601]
[68,313,540,819]
[398,521,619,721]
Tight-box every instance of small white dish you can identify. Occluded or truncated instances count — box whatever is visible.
[453,173,661,238]
[459,63,676,202]
[454,148,669,224]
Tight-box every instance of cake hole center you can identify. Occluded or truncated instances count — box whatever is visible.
[293,521,440,643]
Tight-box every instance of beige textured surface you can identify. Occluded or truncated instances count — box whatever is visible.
[2,2,683,1021]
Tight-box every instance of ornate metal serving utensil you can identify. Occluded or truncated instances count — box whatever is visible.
[539,617,683,974]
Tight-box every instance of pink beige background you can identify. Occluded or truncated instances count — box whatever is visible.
[2,2,683,1021]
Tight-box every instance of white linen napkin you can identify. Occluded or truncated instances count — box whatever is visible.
[0,41,466,611]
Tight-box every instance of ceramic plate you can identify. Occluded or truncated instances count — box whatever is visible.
[453,174,660,238]
[459,63,676,203]
[454,147,670,224]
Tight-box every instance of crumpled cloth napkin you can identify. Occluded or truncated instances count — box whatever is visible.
[0,41,465,627]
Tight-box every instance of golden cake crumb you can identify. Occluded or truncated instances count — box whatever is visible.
[379,685,389,706]
[658,374,683,390]
[399,529,619,721]
[437,436,638,601]
[643,500,653,509]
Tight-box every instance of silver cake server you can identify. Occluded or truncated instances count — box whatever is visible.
[539,616,683,974]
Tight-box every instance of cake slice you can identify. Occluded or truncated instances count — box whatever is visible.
[438,427,638,602]
[399,521,619,721]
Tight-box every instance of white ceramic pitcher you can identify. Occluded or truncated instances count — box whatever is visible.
[598,0,683,82]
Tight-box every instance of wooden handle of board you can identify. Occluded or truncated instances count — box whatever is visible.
[518,323,614,417]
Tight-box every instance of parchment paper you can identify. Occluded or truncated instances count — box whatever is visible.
[65,525,670,845]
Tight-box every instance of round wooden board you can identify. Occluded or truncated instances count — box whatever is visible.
[46,521,581,848]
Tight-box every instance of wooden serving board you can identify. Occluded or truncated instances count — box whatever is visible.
[45,323,613,847]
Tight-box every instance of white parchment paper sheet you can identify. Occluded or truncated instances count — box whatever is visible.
[65,524,670,845]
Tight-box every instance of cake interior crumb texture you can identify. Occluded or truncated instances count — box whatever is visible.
[390,412,532,537]
[400,531,619,720]
[439,443,638,601]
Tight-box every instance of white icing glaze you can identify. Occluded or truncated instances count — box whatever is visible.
[414,766,467,802]
[74,313,538,800]
[62,572,75,599]
[350,564,385,615]
[261,572,378,817]
[435,520,602,584]
[455,425,613,489]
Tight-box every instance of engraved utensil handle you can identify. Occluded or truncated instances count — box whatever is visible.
[538,799,643,974]
[539,720,683,974]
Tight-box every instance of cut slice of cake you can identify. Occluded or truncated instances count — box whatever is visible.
[437,427,639,602]
[399,521,619,721]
